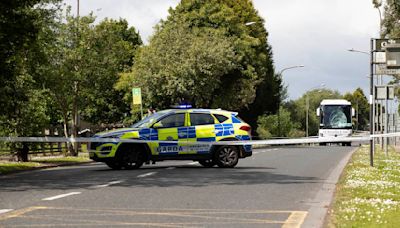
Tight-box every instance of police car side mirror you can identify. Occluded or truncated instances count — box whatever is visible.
[153,122,163,128]
[352,108,355,117]
[316,108,320,117]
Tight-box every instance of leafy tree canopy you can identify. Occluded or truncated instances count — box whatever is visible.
[343,88,369,131]
[382,0,400,38]
[118,0,280,117]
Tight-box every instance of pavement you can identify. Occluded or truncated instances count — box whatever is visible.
[0,146,355,227]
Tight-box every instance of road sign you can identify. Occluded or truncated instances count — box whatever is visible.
[376,64,400,75]
[375,85,395,100]
[375,39,400,51]
[132,88,142,105]
[385,43,400,69]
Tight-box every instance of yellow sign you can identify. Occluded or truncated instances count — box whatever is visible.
[132,88,142,105]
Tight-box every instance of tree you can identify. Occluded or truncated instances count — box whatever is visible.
[41,10,142,155]
[256,107,300,139]
[343,88,369,130]
[118,0,280,127]
[288,89,341,136]
[382,0,400,38]
[0,0,60,116]
[0,1,61,160]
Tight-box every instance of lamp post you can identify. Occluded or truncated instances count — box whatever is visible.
[306,84,325,137]
[277,65,304,136]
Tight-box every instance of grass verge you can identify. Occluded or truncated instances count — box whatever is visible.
[0,156,91,175]
[328,145,400,227]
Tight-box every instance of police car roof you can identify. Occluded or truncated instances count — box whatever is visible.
[167,108,237,115]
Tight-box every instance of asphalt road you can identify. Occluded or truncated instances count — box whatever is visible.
[0,146,355,228]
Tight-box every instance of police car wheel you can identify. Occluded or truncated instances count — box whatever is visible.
[105,161,123,170]
[198,159,216,168]
[121,151,144,170]
[215,146,239,168]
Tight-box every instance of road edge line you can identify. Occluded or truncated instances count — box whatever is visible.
[301,147,358,228]
[0,206,47,221]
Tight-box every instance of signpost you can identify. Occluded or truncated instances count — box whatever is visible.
[372,38,400,159]
[132,88,143,119]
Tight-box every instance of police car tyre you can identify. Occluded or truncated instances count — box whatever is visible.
[215,146,239,168]
[121,151,144,169]
[105,161,123,170]
[198,159,216,168]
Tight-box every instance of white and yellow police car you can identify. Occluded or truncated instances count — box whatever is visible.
[89,108,252,169]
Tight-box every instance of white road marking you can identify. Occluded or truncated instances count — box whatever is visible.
[188,162,198,165]
[0,209,13,214]
[273,148,279,151]
[91,180,124,188]
[165,167,175,170]
[137,172,157,178]
[253,152,260,154]
[42,192,81,201]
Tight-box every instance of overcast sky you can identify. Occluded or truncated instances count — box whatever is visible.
[64,0,379,99]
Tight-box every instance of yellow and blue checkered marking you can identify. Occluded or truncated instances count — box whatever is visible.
[92,109,252,158]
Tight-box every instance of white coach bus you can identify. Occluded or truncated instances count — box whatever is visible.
[316,99,355,146]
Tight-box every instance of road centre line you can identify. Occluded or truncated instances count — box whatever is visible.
[137,172,157,178]
[0,209,13,215]
[91,180,124,188]
[42,192,81,201]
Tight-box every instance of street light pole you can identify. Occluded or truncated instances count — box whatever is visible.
[277,65,304,136]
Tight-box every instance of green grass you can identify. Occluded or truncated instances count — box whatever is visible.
[328,145,400,227]
[0,156,91,175]
[0,162,42,174]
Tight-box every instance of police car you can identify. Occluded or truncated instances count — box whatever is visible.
[89,108,252,169]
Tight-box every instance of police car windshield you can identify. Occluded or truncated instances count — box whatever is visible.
[131,111,168,128]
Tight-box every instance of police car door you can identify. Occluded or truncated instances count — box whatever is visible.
[152,113,188,157]
[188,112,216,155]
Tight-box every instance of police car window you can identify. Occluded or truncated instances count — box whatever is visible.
[154,113,185,128]
[213,114,229,123]
[190,113,215,125]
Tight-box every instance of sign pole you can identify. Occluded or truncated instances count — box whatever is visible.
[370,38,374,167]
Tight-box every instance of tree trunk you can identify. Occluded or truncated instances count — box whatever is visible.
[62,113,74,156]
[70,81,79,156]
[17,143,29,162]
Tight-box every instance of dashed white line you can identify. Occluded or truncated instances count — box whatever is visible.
[253,152,260,154]
[0,209,13,214]
[188,162,198,165]
[137,172,157,178]
[42,192,81,201]
[91,180,124,188]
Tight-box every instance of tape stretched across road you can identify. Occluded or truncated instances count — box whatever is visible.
[0,132,397,146]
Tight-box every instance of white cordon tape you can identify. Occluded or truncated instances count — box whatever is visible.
[0,133,395,146]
